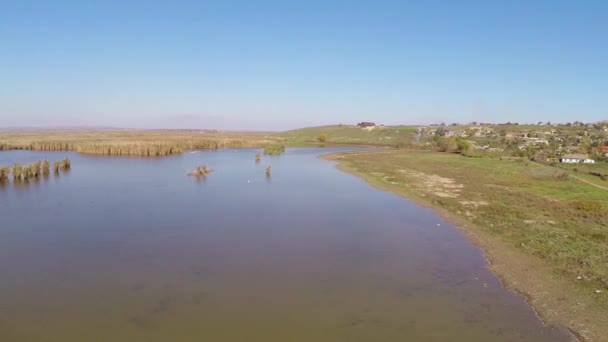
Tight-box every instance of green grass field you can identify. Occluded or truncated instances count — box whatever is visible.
[277,125,418,146]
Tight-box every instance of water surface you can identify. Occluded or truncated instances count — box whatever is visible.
[0,148,572,341]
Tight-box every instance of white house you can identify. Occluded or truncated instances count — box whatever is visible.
[559,155,596,164]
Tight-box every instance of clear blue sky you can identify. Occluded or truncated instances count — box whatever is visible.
[1,0,606,130]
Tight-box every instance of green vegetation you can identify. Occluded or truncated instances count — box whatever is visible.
[317,132,328,143]
[278,124,418,147]
[0,130,277,156]
[187,165,213,177]
[255,153,261,163]
[266,165,272,177]
[263,143,286,156]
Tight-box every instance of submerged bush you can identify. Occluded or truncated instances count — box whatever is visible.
[263,143,285,156]
[188,165,213,176]
[255,153,261,163]
[265,165,272,177]
[574,200,602,213]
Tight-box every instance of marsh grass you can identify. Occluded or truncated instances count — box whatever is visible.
[0,159,71,184]
[0,131,277,156]
[41,160,50,176]
[12,163,23,181]
[265,165,272,177]
[0,166,10,182]
[255,153,261,163]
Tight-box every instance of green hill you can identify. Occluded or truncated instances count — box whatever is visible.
[277,124,418,147]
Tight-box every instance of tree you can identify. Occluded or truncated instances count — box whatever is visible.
[456,138,472,155]
[435,127,447,137]
[318,133,328,143]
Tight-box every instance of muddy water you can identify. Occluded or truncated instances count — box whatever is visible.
[0,148,572,341]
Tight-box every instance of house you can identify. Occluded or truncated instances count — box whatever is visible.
[595,146,608,157]
[559,154,596,164]
[357,122,376,128]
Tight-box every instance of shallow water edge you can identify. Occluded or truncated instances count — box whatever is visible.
[322,151,608,341]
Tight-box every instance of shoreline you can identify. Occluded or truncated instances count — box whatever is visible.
[322,152,608,342]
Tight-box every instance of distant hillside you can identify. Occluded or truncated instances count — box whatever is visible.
[277,124,418,146]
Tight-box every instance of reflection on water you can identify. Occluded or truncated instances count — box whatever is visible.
[0,148,572,341]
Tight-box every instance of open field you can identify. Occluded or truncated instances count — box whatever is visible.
[277,125,418,147]
[0,130,277,156]
[324,149,608,340]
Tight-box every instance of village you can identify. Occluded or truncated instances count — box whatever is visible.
[357,121,608,164]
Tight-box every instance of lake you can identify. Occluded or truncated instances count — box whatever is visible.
[0,148,572,341]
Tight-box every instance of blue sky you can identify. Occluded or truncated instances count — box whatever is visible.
[1,0,606,130]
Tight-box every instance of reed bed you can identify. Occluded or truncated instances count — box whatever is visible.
[0,158,71,184]
[0,131,277,156]
[0,166,10,182]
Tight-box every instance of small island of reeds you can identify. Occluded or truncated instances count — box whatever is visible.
[0,158,71,185]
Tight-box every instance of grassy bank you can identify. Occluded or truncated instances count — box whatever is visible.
[324,149,608,341]
[0,130,277,156]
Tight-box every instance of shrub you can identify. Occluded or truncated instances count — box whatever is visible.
[263,143,285,156]
[574,200,602,212]
[255,153,261,163]
[318,133,328,143]
[188,165,212,176]
[266,165,272,176]
[555,172,570,181]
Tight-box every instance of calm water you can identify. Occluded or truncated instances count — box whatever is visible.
[0,148,572,342]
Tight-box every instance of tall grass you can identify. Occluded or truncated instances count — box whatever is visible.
[0,159,72,184]
[53,158,71,173]
[0,166,10,182]
[12,163,23,181]
[41,160,50,176]
[0,131,277,156]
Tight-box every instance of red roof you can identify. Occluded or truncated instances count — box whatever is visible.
[596,146,608,152]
